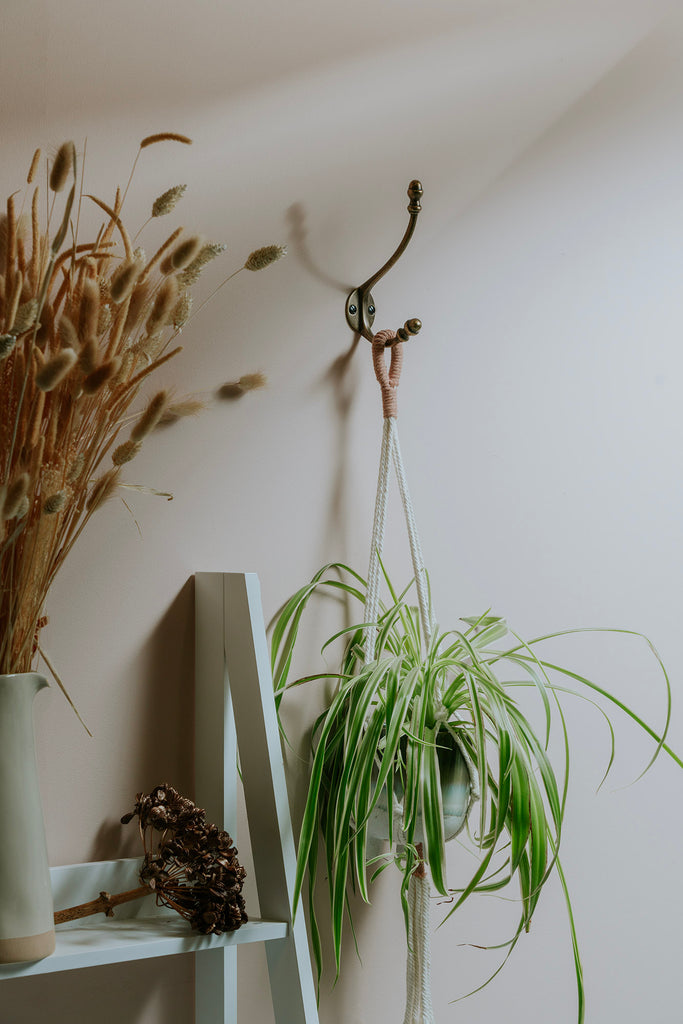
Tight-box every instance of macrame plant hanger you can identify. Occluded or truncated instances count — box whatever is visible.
[347,182,437,1024]
[365,331,436,1024]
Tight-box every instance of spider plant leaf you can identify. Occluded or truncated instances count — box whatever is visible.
[369,666,421,818]
[462,613,509,647]
[306,828,323,986]
[320,619,384,655]
[330,839,349,980]
[270,564,366,698]
[293,685,359,913]
[462,666,488,843]
[284,671,352,689]
[332,661,396,861]
[491,724,513,838]
[421,723,447,894]
[506,702,563,835]
[509,756,531,875]
[554,851,585,1024]
[507,679,616,794]
[527,773,549,919]
[534,657,682,774]
[517,849,532,929]
[403,664,430,839]
[507,637,553,749]
[439,834,499,925]
[350,711,385,902]
[504,626,674,776]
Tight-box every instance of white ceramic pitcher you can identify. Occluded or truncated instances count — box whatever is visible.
[0,673,55,963]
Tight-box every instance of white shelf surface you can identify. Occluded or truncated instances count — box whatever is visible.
[0,856,288,980]
[0,916,288,979]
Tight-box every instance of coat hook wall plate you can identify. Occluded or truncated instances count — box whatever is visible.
[345,180,423,346]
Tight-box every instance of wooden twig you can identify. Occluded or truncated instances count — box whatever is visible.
[54,884,152,925]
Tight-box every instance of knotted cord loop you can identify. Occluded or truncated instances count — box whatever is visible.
[372,329,403,418]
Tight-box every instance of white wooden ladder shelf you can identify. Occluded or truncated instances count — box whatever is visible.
[0,572,319,1024]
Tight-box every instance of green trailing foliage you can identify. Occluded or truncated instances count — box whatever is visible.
[270,561,681,1022]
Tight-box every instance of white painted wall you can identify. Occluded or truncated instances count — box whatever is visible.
[2,1,683,1021]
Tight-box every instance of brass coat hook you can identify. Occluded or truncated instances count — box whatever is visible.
[345,180,423,346]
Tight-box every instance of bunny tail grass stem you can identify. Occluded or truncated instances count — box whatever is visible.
[71,136,87,279]
[190,268,242,320]
[37,644,92,737]
[120,144,144,210]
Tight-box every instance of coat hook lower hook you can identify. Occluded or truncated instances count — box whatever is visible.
[346,180,423,345]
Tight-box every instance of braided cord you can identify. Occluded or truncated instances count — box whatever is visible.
[364,330,437,1023]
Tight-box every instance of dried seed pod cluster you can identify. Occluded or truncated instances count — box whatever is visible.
[121,784,248,935]
[0,136,284,684]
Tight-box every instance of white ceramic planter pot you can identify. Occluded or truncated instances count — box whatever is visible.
[0,673,55,963]
[367,726,479,846]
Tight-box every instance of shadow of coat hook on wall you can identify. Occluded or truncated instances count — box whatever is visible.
[345,179,423,347]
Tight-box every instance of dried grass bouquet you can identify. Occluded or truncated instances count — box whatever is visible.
[0,135,285,711]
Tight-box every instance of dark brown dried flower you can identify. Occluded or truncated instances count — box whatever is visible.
[121,783,248,935]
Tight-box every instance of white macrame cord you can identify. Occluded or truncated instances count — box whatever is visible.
[363,330,436,1024]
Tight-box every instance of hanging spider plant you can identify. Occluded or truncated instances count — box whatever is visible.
[271,560,681,1021]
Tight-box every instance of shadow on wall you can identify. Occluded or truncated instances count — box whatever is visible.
[287,202,352,294]
[87,580,196,863]
[288,199,362,564]
[1,954,194,1024]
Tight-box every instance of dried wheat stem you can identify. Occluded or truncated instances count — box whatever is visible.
[190,268,242,320]
[112,439,142,465]
[146,277,178,334]
[49,142,75,193]
[82,358,120,394]
[43,400,58,462]
[171,293,192,330]
[35,348,77,391]
[29,188,40,291]
[141,227,183,281]
[27,390,46,448]
[104,298,131,361]
[78,278,100,342]
[77,337,97,376]
[86,467,120,512]
[57,313,78,350]
[11,300,38,338]
[158,398,206,426]
[27,149,41,185]
[43,491,66,515]
[3,473,29,520]
[164,235,201,274]
[131,391,168,441]
[5,272,23,334]
[54,240,115,275]
[218,372,267,399]
[244,244,287,271]
[110,260,141,304]
[152,184,186,218]
[6,193,17,297]
[140,133,192,149]
[86,195,133,261]
[16,237,26,278]
[37,644,92,737]
[124,345,182,390]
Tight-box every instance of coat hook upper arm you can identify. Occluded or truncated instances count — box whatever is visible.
[345,181,423,345]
